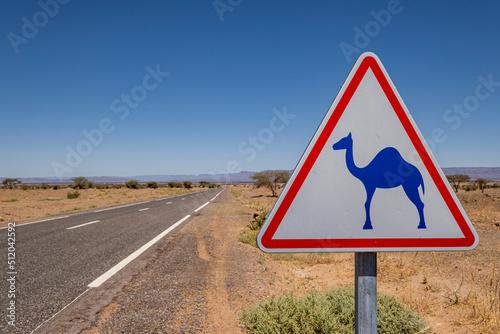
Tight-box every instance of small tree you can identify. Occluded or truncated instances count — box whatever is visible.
[72,177,94,189]
[183,181,193,189]
[147,181,158,189]
[475,178,490,193]
[125,180,140,189]
[251,171,290,197]
[2,178,20,189]
[446,174,470,193]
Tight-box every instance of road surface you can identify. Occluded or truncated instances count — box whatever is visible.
[0,188,223,333]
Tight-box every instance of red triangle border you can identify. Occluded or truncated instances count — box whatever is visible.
[260,55,477,251]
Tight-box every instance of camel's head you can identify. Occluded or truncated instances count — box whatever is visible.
[332,132,352,151]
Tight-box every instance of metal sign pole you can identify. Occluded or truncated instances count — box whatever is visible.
[355,252,377,334]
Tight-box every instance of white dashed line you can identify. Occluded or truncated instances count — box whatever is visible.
[66,220,101,230]
[94,201,150,212]
[139,208,150,212]
[0,215,70,230]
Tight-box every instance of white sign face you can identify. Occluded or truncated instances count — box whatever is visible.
[257,52,478,253]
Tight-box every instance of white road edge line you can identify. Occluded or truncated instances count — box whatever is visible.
[138,208,150,212]
[66,220,101,230]
[94,201,150,213]
[88,214,192,288]
[30,287,91,334]
[0,215,70,230]
[194,202,210,212]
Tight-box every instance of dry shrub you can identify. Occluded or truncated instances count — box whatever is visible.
[67,190,81,199]
[241,286,428,334]
[469,261,500,333]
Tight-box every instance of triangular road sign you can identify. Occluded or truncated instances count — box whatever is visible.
[257,52,478,253]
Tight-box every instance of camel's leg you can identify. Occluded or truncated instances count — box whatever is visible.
[402,183,426,229]
[363,187,375,230]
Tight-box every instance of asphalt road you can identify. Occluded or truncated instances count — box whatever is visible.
[0,188,223,333]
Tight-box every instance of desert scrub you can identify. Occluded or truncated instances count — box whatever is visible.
[241,286,428,334]
[230,188,241,198]
[1,198,19,202]
[238,211,268,247]
[238,230,258,247]
[67,190,81,199]
[249,211,267,230]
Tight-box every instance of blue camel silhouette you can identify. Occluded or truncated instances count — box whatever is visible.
[332,133,426,230]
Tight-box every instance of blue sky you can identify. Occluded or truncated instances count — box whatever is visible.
[1,0,499,178]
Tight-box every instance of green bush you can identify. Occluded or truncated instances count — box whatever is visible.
[183,181,193,189]
[67,190,81,199]
[125,180,140,189]
[464,184,478,191]
[241,286,428,334]
[168,182,183,188]
[199,181,216,188]
[147,181,158,189]
[249,211,268,231]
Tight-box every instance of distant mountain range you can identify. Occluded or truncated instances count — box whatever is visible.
[5,167,500,184]
[9,171,258,184]
[441,167,500,181]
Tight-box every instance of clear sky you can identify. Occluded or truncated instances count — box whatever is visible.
[1,0,499,178]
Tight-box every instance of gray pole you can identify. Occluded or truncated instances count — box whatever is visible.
[355,252,377,334]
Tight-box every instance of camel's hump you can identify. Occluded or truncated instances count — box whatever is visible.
[372,147,403,161]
